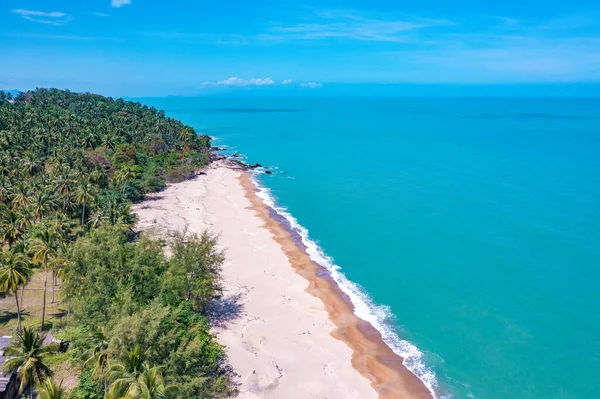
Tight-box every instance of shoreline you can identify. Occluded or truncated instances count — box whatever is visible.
[133,162,433,398]
[239,171,433,399]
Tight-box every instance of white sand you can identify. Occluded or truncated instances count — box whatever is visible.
[133,164,377,398]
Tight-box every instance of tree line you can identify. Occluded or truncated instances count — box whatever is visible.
[0,89,234,398]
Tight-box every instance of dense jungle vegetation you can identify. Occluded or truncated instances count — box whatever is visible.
[0,89,234,398]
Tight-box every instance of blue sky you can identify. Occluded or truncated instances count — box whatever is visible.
[2,0,600,96]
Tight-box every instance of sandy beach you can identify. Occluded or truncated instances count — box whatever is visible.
[133,163,432,399]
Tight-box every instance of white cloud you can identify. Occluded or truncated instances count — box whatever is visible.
[111,0,131,8]
[282,79,293,85]
[266,10,452,43]
[11,9,72,25]
[12,9,66,17]
[91,12,111,17]
[8,32,118,41]
[203,77,276,86]
[300,82,323,88]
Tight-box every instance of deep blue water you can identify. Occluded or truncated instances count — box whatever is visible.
[139,97,600,399]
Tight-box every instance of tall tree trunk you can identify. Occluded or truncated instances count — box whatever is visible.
[20,285,25,312]
[81,202,86,228]
[51,270,56,303]
[14,291,21,331]
[29,377,33,399]
[41,263,48,331]
[63,196,67,213]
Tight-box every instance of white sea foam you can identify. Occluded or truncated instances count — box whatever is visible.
[250,172,447,399]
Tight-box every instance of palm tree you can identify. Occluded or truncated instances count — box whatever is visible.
[54,172,74,213]
[0,176,10,204]
[74,180,94,229]
[114,165,140,196]
[22,152,41,177]
[0,209,21,249]
[107,346,149,399]
[137,365,174,399]
[87,207,108,229]
[2,326,59,399]
[31,189,56,222]
[90,166,107,188]
[36,378,71,399]
[84,329,110,397]
[30,229,56,330]
[0,250,32,330]
[49,240,70,304]
[16,207,34,246]
[10,182,30,210]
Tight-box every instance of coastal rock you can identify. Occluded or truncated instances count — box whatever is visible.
[210,153,227,162]
[226,159,249,170]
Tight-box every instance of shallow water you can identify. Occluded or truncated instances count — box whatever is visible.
[139,96,600,399]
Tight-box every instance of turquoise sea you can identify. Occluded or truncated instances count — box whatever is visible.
[140,96,600,399]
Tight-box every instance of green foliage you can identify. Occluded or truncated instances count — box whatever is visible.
[55,325,95,365]
[164,164,196,183]
[64,226,166,325]
[72,370,103,399]
[0,89,233,398]
[36,378,69,399]
[163,231,225,313]
[0,88,210,239]
[108,302,233,399]
[62,226,233,397]
[2,326,59,395]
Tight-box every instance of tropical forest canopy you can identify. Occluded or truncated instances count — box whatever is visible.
[0,89,235,398]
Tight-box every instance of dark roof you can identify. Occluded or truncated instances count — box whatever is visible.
[0,336,13,392]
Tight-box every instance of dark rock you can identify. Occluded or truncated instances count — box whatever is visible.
[210,153,226,162]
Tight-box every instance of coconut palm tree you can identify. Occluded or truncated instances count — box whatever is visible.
[74,180,94,229]
[49,240,70,304]
[54,172,75,214]
[31,189,56,222]
[29,229,56,330]
[136,365,174,399]
[36,378,71,399]
[84,328,110,397]
[87,207,108,229]
[10,182,30,210]
[22,152,41,177]
[16,206,34,246]
[107,346,149,399]
[2,326,59,399]
[0,176,10,204]
[0,209,21,249]
[0,249,32,330]
[114,165,141,197]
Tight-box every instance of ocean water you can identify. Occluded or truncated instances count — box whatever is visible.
[139,96,600,399]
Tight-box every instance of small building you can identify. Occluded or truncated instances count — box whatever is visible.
[0,336,17,399]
